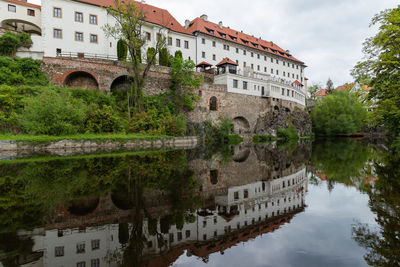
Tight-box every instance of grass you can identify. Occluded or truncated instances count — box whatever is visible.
[253,134,275,143]
[0,133,172,145]
[227,135,243,145]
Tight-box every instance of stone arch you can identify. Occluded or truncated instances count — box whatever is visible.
[232,116,251,134]
[274,105,280,111]
[110,75,132,92]
[1,19,42,35]
[232,148,250,163]
[66,197,100,216]
[285,107,291,113]
[63,70,99,90]
[111,191,135,210]
[209,96,218,111]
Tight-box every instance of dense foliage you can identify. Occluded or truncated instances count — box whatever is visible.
[351,6,400,138]
[311,90,367,136]
[0,56,48,86]
[0,31,32,56]
[159,47,169,66]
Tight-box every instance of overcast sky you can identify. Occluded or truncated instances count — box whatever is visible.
[29,0,398,87]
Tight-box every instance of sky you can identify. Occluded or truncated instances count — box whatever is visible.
[29,0,398,88]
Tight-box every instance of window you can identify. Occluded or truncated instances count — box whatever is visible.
[271,58,273,63]
[276,59,279,64]
[56,48,62,54]
[53,7,62,18]
[168,37,172,46]
[283,61,286,66]
[90,34,98,43]
[243,62,246,67]
[77,262,85,267]
[257,65,260,71]
[176,39,181,47]
[27,9,35,16]
[292,63,295,68]
[236,48,239,53]
[264,67,267,72]
[75,32,83,42]
[251,63,254,69]
[243,81,248,90]
[146,32,151,41]
[202,51,205,58]
[234,191,239,200]
[292,91,294,97]
[251,52,254,57]
[292,73,295,78]
[55,246,64,257]
[244,189,248,198]
[296,74,299,79]
[264,56,267,61]
[282,88,285,95]
[75,12,83,22]
[287,89,290,96]
[91,240,100,250]
[76,243,85,254]
[53,28,62,39]
[8,4,16,12]
[91,259,100,267]
[271,68,273,74]
[184,40,189,49]
[210,96,217,111]
[223,44,229,51]
[276,70,279,75]
[236,60,239,64]
[283,71,286,77]
[243,50,246,55]
[177,232,182,241]
[202,38,206,44]
[89,14,97,24]
[257,54,260,59]
[213,54,216,61]
[212,41,216,47]
[233,79,238,88]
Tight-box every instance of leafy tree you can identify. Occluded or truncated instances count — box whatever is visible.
[174,50,183,59]
[326,78,334,94]
[146,47,156,63]
[308,84,321,98]
[103,0,166,116]
[351,6,400,137]
[0,31,32,56]
[311,90,367,135]
[117,39,128,61]
[169,56,202,113]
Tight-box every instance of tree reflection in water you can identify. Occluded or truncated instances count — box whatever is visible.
[352,153,400,267]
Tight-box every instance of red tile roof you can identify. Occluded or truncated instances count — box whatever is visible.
[72,0,188,34]
[196,61,213,67]
[216,57,238,66]
[313,89,328,97]
[187,17,304,64]
[361,85,373,91]
[336,83,354,91]
[292,80,303,86]
[4,0,41,9]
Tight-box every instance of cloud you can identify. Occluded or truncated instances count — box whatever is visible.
[28,0,398,86]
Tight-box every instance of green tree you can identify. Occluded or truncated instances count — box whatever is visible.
[117,39,128,61]
[159,47,169,66]
[308,84,321,99]
[0,31,32,56]
[351,6,400,137]
[103,0,166,117]
[169,56,202,113]
[311,90,367,136]
[146,47,156,63]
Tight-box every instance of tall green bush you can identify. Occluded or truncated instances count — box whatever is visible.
[117,39,128,61]
[0,31,32,56]
[84,104,124,133]
[0,56,48,86]
[174,50,183,59]
[21,89,87,135]
[146,47,156,63]
[311,90,367,136]
[159,48,169,66]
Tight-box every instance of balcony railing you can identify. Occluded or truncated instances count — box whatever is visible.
[56,52,118,61]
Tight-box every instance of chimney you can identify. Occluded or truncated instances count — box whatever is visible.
[218,21,223,29]
[200,14,208,22]
[184,19,190,29]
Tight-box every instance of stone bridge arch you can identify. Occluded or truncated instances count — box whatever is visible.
[65,196,100,216]
[63,70,99,90]
[232,116,251,134]
[110,74,132,92]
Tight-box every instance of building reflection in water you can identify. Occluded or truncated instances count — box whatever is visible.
[5,143,311,267]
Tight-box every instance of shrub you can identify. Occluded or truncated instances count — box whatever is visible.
[0,56,48,86]
[0,31,32,56]
[277,125,299,141]
[174,50,183,59]
[20,88,87,135]
[146,47,156,63]
[117,39,128,61]
[204,118,233,143]
[159,47,169,66]
[253,134,274,143]
[84,104,124,133]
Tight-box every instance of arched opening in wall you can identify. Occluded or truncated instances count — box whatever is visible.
[232,148,250,163]
[110,75,132,92]
[1,19,42,36]
[274,106,280,111]
[111,191,135,210]
[232,116,251,134]
[285,108,291,113]
[66,197,100,216]
[210,170,219,185]
[64,71,99,90]
[210,96,218,111]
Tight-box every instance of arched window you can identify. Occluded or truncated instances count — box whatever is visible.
[210,96,218,111]
[210,170,218,185]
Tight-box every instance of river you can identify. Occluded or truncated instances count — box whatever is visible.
[0,139,398,267]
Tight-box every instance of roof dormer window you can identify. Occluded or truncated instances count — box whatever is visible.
[218,31,226,38]
[241,39,249,44]
[205,27,214,34]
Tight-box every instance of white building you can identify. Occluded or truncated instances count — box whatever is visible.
[0,0,307,106]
